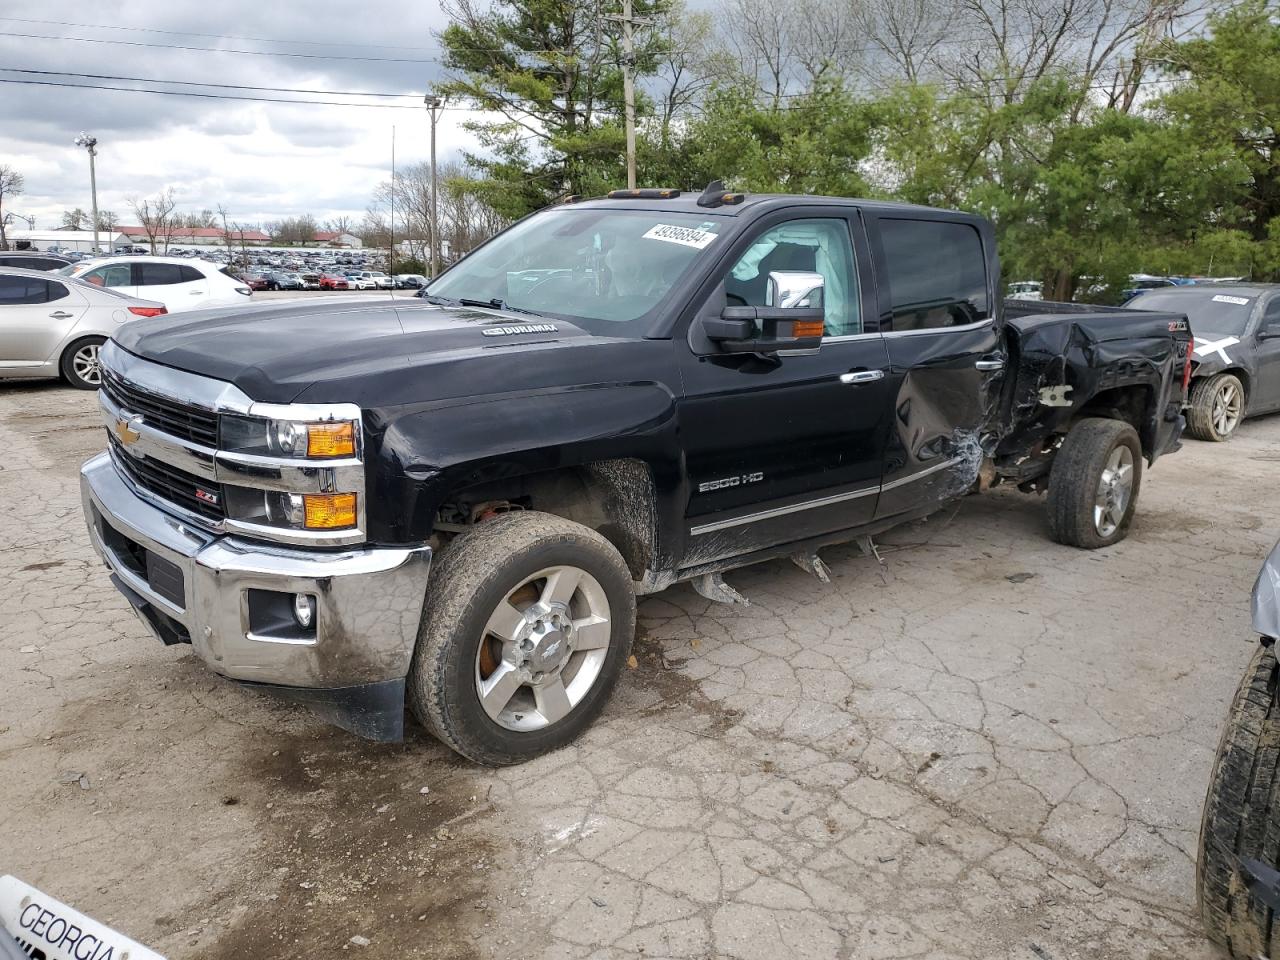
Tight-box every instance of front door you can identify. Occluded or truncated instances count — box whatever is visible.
[1253,295,1280,413]
[677,213,892,566]
[868,215,1004,520]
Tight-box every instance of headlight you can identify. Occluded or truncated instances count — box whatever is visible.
[223,487,359,531]
[221,415,357,459]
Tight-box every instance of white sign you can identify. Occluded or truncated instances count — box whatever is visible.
[1193,335,1241,364]
[0,875,167,960]
[1211,294,1251,306]
[642,224,718,249]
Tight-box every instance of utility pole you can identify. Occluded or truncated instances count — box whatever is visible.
[424,95,443,279]
[389,125,396,299]
[74,133,100,254]
[606,2,651,190]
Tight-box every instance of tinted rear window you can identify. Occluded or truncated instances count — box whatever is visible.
[0,274,52,304]
[136,263,186,286]
[1133,290,1256,336]
[880,219,989,330]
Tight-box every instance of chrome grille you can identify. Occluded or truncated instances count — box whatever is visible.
[101,367,219,447]
[109,436,224,521]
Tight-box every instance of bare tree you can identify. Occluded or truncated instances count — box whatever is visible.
[651,7,727,144]
[60,208,89,231]
[324,215,355,237]
[128,189,178,255]
[95,209,118,233]
[0,165,25,251]
[851,0,957,84]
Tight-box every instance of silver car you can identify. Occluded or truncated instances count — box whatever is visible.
[0,266,166,389]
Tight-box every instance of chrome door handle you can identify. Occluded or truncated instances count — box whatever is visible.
[48,311,74,319]
[975,357,1005,371]
[839,369,885,385]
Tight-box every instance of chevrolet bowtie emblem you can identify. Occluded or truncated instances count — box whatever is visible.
[114,414,144,446]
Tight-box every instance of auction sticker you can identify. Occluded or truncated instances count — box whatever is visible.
[1211,294,1251,305]
[0,875,167,960]
[642,224,718,249]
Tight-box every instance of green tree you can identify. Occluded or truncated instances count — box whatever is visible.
[434,0,676,218]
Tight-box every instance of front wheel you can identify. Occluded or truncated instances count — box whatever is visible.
[1046,417,1143,548]
[1187,373,1246,442]
[1198,644,1280,957]
[60,336,107,390]
[408,511,636,765]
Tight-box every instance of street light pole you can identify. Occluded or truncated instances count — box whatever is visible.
[424,95,442,279]
[74,133,100,254]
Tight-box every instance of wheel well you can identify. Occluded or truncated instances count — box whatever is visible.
[1194,368,1251,400]
[433,459,657,579]
[1074,385,1153,453]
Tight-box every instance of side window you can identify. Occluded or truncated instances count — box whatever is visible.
[45,281,69,303]
[82,264,132,288]
[1264,298,1280,325]
[880,219,989,330]
[136,263,185,286]
[724,219,861,337]
[178,265,204,283]
[0,275,50,304]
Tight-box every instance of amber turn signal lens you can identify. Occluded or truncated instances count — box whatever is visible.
[306,422,356,458]
[303,493,357,529]
[793,319,825,339]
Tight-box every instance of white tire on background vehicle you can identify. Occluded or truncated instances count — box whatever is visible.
[1187,373,1246,442]
[407,511,636,765]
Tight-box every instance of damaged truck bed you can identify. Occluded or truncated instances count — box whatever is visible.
[81,185,1193,761]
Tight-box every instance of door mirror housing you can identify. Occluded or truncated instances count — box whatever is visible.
[702,270,825,355]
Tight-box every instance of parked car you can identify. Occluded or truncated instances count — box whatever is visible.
[319,274,349,290]
[395,274,429,289]
[0,252,72,272]
[0,266,166,389]
[1126,284,1280,440]
[1197,538,1280,958]
[59,257,251,313]
[1120,274,1179,301]
[242,274,270,291]
[80,184,1193,764]
[299,272,322,290]
[346,273,377,290]
[360,271,394,289]
[264,272,303,291]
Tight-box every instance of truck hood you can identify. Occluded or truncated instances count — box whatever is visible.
[113,298,602,404]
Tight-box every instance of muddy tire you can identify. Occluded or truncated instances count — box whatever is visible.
[407,511,636,766]
[1046,417,1143,549]
[59,336,107,390]
[1187,373,1246,442]
[1198,644,1280,957]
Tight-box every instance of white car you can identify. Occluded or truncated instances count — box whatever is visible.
[0,266,167,389]
[359,271,394,289]
[1008,280,1043,301]
[59,256,252,312]
[346,273,377,290]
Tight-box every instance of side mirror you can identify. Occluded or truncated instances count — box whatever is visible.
[702,270,825,355]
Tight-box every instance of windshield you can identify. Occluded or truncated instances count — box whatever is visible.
[426,208,728,334]
[1135,290,1256,335]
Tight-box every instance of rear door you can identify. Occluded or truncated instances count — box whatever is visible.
[134,262,207,309]
[0,274,88,363]
[867,215,1004,520]
[677,210,893,565]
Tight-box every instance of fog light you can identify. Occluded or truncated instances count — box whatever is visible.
[293,593,316,629]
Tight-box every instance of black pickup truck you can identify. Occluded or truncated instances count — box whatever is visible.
[79,184,1193,764]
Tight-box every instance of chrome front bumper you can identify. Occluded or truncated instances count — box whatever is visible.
[80,451,431,739]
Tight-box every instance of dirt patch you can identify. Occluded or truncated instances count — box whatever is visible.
[195,727,499,960]
[630,630,743,735]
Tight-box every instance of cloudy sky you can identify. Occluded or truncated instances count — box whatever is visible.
[0,1,480,230]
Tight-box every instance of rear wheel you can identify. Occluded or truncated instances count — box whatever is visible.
[59,336,107,390]
[1046,417,1143,548]
[408,511,636,765]
[1188,373,1245,441]
[1198,644,1280,957]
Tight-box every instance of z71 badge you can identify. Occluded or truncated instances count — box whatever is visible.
[698,472,764,493]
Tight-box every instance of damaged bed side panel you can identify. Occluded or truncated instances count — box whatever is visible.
[996,308,1191,472]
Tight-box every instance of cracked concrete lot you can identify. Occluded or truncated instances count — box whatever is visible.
[2,380,1277,960]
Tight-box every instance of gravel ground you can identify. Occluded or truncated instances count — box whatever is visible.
[1,377,1277,960]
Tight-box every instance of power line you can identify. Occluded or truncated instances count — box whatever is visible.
[0,77,428,109]
[0,16,447,52]
[0,30,436,63]
[0,67,421,99]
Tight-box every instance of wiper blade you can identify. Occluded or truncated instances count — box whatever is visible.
[457,297,545,318]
